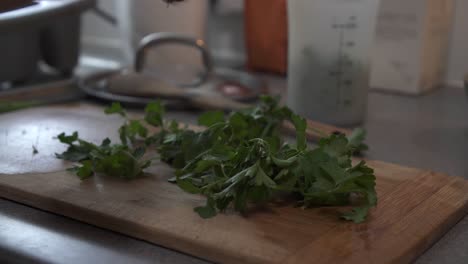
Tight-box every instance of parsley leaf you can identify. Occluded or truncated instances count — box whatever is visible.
[105,102,126,117]
[57,131,79,144]
[342,206,372,223]
[194,198,217,219]
[347,128,369,154]
[68,160,94,180]
[145,101,164,127]
[198,111,225,127]
[32,145,39,155]
[56,104,153,180]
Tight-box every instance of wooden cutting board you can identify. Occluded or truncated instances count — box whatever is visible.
[1,104,468,264]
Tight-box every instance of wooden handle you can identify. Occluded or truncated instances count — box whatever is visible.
[106,73,187,99]
[188,95,251,111]
[282,119,352,141]
[305,119,351,137]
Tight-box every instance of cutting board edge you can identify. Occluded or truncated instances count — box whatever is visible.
[3,171,468,264]
[281,172,468,264]
[0,181,269,264]
[365,159,468,182]
[387,175,468,264]
[400,203,468,264]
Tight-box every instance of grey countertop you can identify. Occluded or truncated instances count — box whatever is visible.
[1,84,468,264]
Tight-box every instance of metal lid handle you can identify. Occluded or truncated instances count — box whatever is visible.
[134,32,213,87]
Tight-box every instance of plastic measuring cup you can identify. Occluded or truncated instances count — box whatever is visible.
[287,0,381,126]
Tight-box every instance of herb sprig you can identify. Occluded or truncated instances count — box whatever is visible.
[56,97,376,223]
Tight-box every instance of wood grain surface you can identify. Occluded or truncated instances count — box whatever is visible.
[1,104,468,264]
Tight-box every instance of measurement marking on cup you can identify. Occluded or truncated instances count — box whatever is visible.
[332,16,357,108]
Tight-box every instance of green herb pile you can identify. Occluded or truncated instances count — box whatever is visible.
[0,101,40,114]
[56,97,376,223]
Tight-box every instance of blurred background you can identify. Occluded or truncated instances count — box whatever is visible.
[79,0,467,89]
[0,0,466,108]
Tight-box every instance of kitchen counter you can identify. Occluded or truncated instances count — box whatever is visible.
[1,83,468,264]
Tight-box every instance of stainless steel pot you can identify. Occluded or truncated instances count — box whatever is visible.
[40,15,81,76]
[0,0,94,82]
[0,31,40,82]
